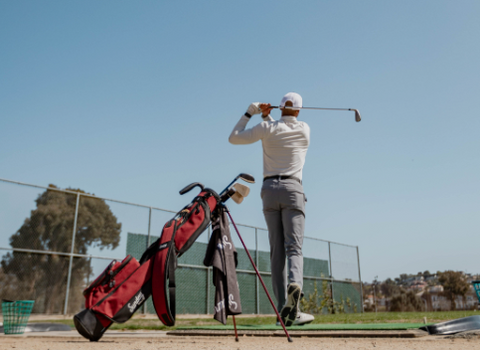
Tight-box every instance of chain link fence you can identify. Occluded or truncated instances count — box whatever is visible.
[0,178,363,316]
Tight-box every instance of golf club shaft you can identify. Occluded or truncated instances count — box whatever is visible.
[271,106,354,112]
[269,106,361,122]
[225,209,293,343]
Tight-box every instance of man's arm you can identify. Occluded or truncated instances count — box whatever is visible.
[228,115,266,144]
[229,103,269,145]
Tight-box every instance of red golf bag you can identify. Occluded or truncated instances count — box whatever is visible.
[74,187,219,341]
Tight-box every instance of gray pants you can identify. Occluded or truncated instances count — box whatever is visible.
[261,178,306,311]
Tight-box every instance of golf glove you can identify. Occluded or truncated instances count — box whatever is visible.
[245,102,261,118]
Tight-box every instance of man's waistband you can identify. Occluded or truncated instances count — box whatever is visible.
[263,175,302,184]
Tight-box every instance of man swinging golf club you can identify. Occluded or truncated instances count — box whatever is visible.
[229,92,314,326]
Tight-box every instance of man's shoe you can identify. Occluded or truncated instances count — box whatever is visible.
[276,312,314,326]
[293,312,314,325]
[280,283,301,326]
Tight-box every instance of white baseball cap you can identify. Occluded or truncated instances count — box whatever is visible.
[279,92,303,109]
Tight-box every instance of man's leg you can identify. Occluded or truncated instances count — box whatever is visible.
[262,181,287,312]
[279,180,306,326]
[282,207,305,289]
[281,180,306,289]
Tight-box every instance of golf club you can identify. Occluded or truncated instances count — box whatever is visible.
[230,183,250,204]
[219,173,255,202]
[269,106,362,122]
[180,173,255,202]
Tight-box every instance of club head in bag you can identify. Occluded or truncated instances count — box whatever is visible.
[220,173,255,202]
[230,183,250,204]
[233,183,250,197]
[238,173,255,184]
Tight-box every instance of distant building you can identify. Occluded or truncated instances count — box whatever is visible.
[427,285,443,293]
[408,280,428,292]
[422,290,478,311]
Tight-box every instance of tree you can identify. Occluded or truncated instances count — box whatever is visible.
[399,274,409,285]
[380,278,401,298]
[1,185,121,313]
[390,290,424,312]
[438,270,470,310]
[300,280,357,314]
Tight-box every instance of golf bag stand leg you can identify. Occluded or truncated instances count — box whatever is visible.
[224,206,293,343]
[232,315,239,342]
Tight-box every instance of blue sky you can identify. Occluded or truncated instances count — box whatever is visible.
[1,1,479,282]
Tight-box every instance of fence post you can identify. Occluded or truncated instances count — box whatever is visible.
[143,207,152,314]
[356,246,364,313]
[328,242,334,306]
[147,207,152,247]
[255,228,259,314]
[64,192,80,315]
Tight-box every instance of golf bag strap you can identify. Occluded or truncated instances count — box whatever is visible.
[168,252,176,319]
[152,219,177,326]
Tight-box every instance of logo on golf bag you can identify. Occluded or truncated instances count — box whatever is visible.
[217,236,233,250]
[215,299,225,313]
[127,291,145,313]
[158,242,169,250]
[228,294,238,310]
[223,236,232,250]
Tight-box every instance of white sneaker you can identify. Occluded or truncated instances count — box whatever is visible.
[294,312,314,325]
[280,283,301,327]
[276,312,314,326]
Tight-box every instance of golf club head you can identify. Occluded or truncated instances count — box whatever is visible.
[238,173,255,184]
[233,183,250,198]
[231,183,251,204]
[219,173,255,202]
[354,109,361,122]
[224,183,251,204]
[231,191,244,204]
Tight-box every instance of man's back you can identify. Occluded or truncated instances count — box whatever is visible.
[260,116,310,179]
[229,115,310,179]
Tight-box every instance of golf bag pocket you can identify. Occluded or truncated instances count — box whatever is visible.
[84,255,140,309]
[74,255,151,341]
[174,191,218,255]
[91,257,153,322]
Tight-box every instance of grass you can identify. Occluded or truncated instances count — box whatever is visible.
[32,310,479,331]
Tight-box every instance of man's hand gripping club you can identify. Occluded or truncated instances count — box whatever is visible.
[245,102,273,118]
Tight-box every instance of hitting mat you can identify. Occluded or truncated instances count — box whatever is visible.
[177,323,427,331]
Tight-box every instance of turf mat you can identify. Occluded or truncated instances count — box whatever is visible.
[177,323,427,331]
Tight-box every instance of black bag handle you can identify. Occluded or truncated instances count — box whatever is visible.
[179,182,204,195]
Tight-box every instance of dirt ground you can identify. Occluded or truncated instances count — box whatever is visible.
[1,336,479,350]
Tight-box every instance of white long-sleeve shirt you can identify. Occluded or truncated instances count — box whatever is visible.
[229,115,310,180]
